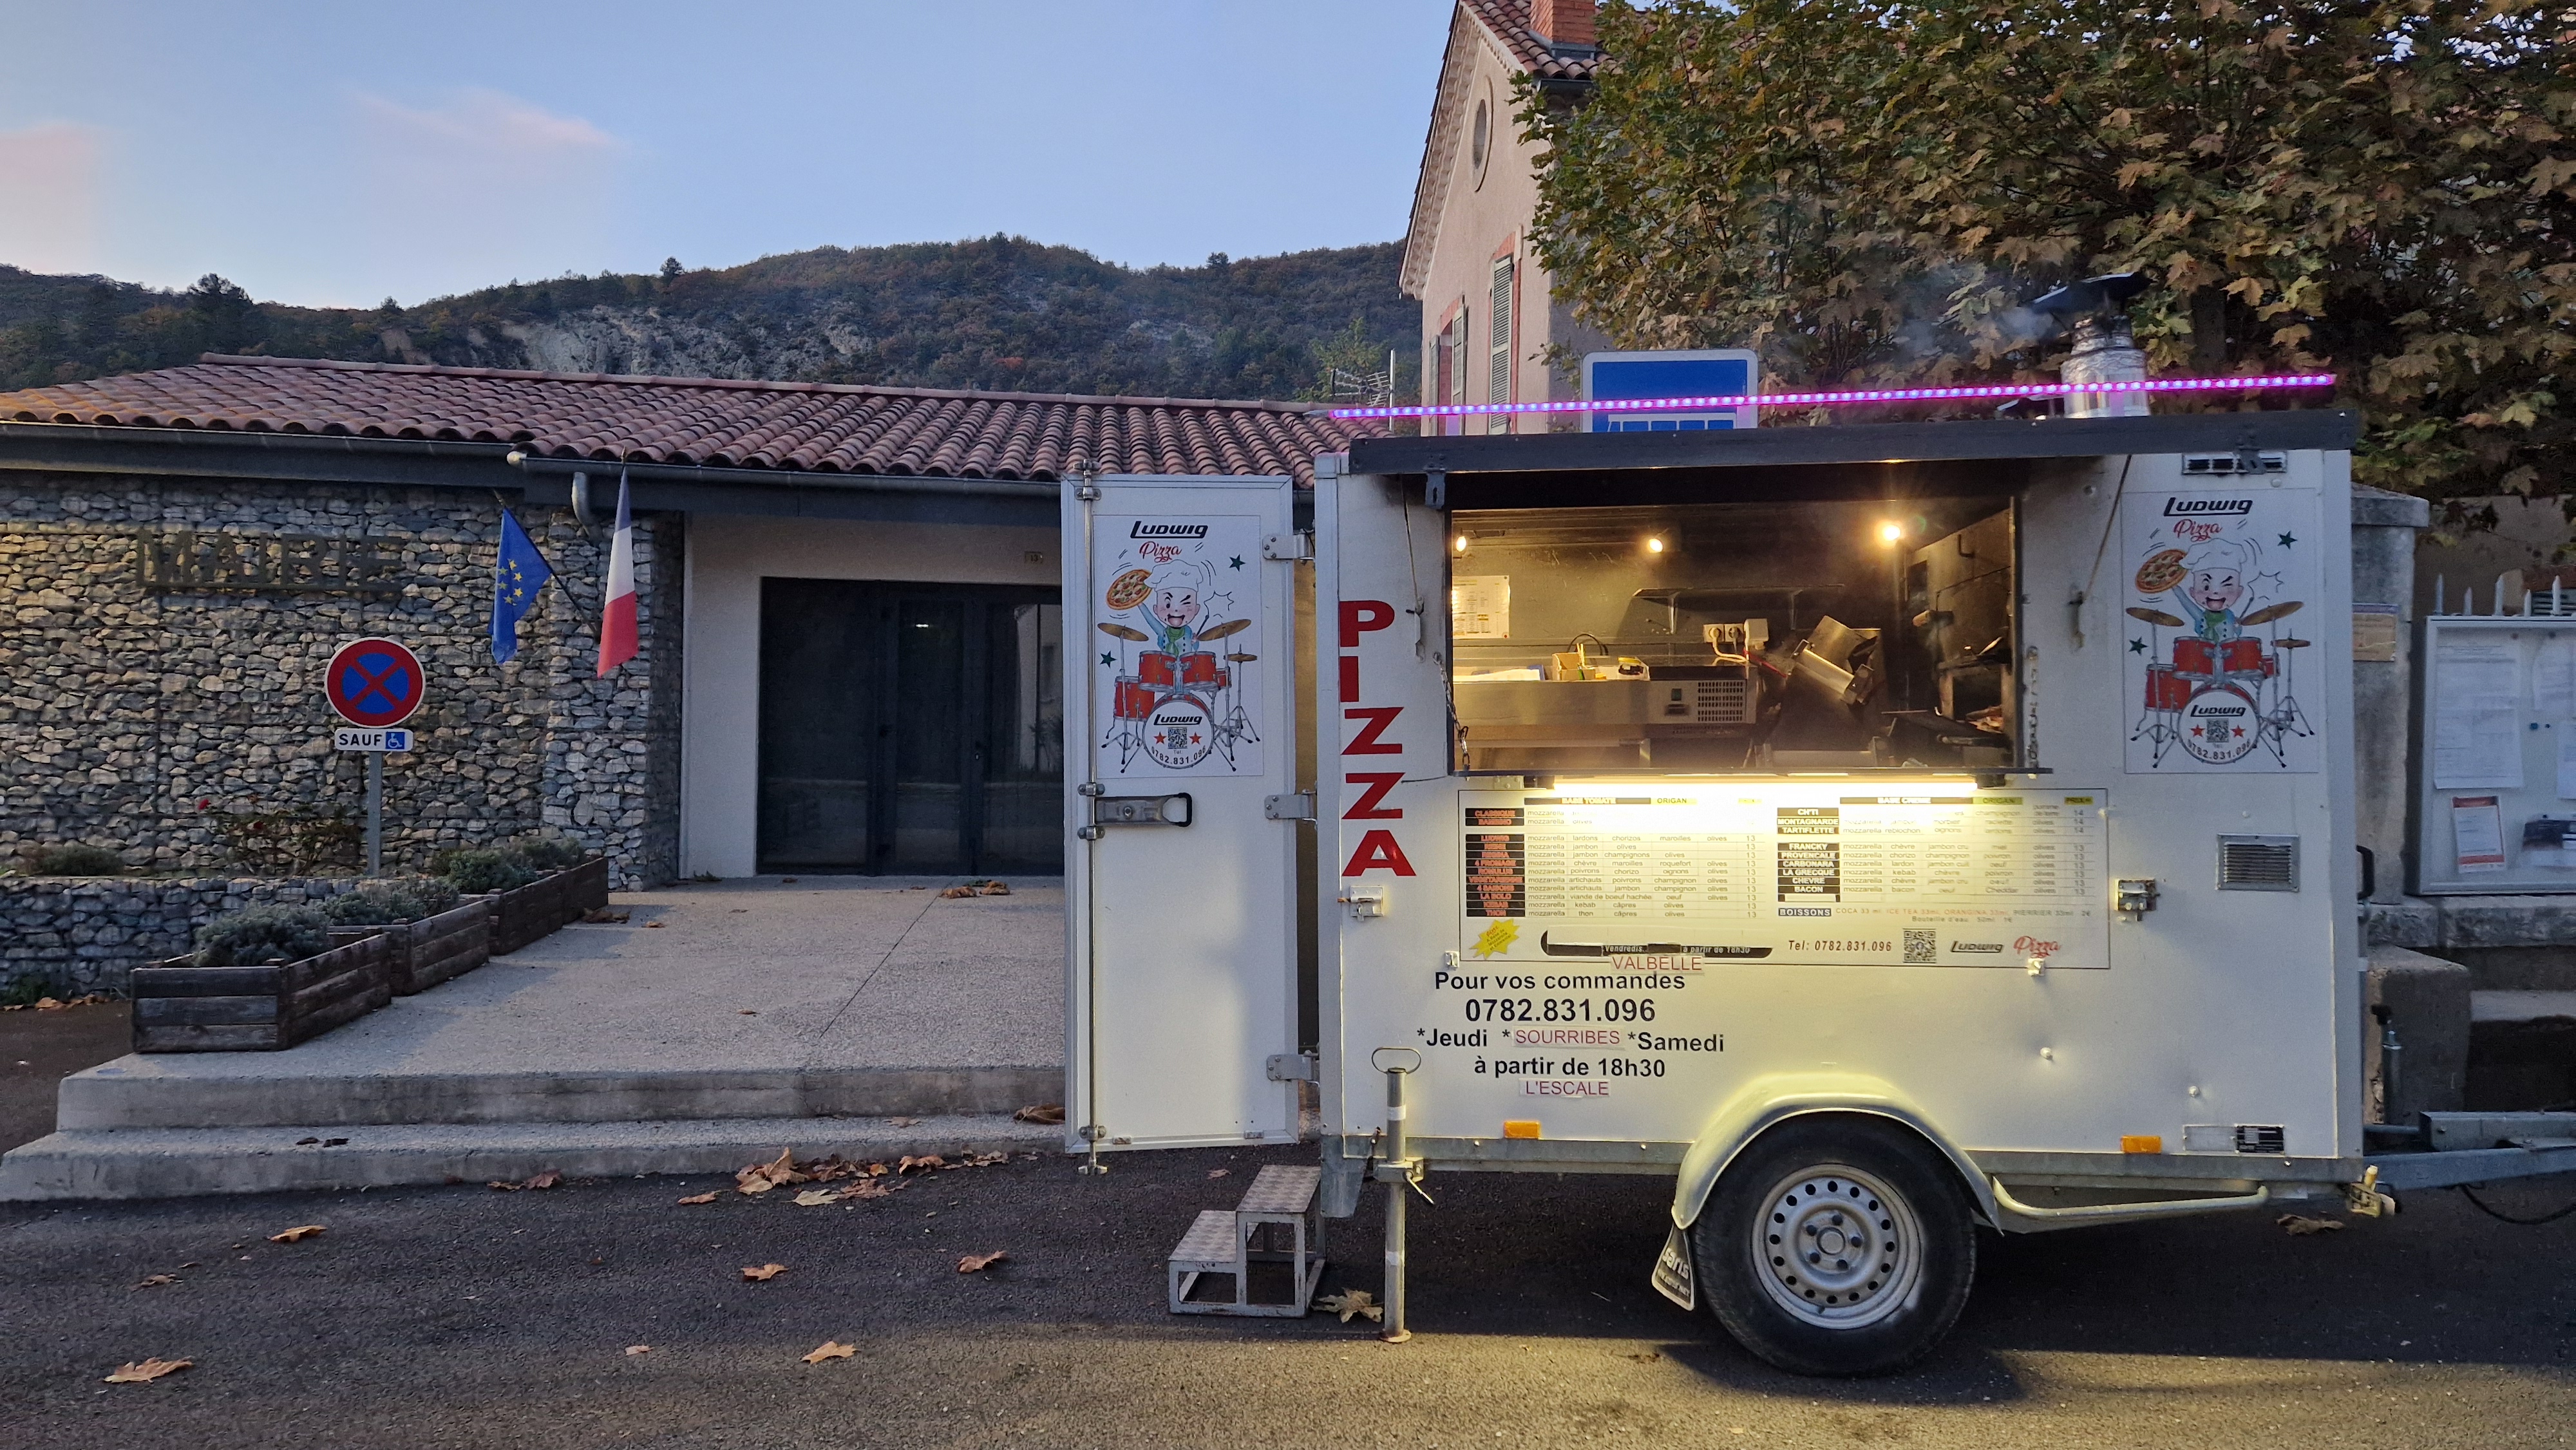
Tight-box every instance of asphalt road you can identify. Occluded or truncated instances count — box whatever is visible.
[5,1145,2572,1449]
[1,999,130,1153]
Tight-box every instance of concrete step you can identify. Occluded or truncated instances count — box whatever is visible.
[0,1113,1065,1201]
[59,1060,1063,1130]
[2471,990,2576,1024]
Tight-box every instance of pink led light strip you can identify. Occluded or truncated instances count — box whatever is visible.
[1325,373,2336,420]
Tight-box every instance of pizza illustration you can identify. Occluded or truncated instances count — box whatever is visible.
[2135,548,2188,595]
[1104,568,1153,611]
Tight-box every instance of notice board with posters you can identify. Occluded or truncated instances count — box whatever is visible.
[2413,612,2576,894]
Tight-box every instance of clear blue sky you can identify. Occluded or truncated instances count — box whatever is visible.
[0,1,1451,308]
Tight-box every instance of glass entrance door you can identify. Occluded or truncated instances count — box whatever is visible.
[757,579,1061,874]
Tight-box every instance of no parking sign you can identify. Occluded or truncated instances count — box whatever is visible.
[325,638,424,728]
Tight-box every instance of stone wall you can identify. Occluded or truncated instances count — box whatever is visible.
[0,874,366,995]
[0,470,681,891]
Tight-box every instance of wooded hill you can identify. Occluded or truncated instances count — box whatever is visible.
[0,236,1414,402]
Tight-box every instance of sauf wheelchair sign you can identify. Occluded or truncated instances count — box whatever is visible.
[1092,516,1264,778]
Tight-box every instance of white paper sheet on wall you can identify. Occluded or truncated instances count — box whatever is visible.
[1450,575,1511,640]
[2432,640,2525,789]
[2453,795,2508,872]
[2538,637,2576,718]
[2559,736,2576,800]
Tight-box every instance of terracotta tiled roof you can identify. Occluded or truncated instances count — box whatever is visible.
[0,355,1377,486]
[1464,0,1601,82]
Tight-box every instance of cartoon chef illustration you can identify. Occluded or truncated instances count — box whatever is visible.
[1144,561,1211,654]
[2180,538,2257,643]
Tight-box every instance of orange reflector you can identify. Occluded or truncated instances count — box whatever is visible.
[2121,1135,2164,1154]
[1503,1120,1543,1140]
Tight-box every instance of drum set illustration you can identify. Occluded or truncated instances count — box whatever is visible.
[2127,544,2312,767]
[1098,616,1260,771]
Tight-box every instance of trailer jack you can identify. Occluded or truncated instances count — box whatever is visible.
[2343,1165,2398,1218]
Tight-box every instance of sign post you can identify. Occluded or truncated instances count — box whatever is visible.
[324,638,425,876]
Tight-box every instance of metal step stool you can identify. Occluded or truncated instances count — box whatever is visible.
[1167,1163,1327,1316]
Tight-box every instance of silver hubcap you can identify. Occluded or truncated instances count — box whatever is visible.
[1748,1163,1923,1330]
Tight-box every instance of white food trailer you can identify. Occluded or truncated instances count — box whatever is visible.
[1062,411,2576,1375]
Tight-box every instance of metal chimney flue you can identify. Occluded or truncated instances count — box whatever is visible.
[2034,272,2151,419]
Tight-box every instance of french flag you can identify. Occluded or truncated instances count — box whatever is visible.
[596,471,637,676]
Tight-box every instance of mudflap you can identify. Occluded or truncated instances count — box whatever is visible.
[1651,1223,1696,1311]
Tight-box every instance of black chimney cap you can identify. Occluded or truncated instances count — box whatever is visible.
[2032,272,2149,318]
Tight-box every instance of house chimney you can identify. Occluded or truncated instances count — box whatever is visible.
[1530,0,1596,50]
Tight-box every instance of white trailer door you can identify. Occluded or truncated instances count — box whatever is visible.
[1063,475,1302,1151]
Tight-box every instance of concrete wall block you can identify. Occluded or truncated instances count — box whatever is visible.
[2364,899,2442,949]
[2365,946,2473,1120]
[2438,896,2576,948]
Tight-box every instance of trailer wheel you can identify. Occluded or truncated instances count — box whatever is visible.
[1693,1118,1975,1376]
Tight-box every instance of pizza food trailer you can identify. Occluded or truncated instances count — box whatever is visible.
[1061,412,2576,1376]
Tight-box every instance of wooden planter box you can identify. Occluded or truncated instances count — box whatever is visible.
[481,857,614,957]
[131,934,393,1053]
[325,898,492,996]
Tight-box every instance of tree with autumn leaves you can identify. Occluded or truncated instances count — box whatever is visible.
[1524,1,2573,504]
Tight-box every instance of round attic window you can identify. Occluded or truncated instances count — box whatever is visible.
[1470,95,1492,185]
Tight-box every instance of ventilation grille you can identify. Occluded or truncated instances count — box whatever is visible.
[1693,679,1752,724]
[2217,834,2300,891]
[2182,450,2287,476]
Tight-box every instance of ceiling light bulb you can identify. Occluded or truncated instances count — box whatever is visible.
[1646,537,1665,554]
[1877,521,1906,545]
[1454,535,1468,553]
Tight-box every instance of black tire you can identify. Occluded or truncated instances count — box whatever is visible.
[1692,1116,1976,1376]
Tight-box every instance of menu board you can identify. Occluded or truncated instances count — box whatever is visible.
[1459,784,2107,970]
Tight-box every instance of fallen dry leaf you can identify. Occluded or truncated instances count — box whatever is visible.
[624,1345,651,1356]
[741,1263,786,1281]
[886,1115,919,1127]
[898,1154,945,1174]
[267,1225,326,1243]
[33,996,62,1010]
[1013,1103,1066,1125]
[802,1341,855,1364]
[104,1357,192,1383]
[133,1274,178,1290]
[583,909,631,923]
[522,1170,562,1191]
[486,1180,520,1191]
[676,1192,719,1205]
[644,920,665,928]
[956,1250,1009,1274]
[1320,1288,1383,1324]
[1208,1168,1231,1179]
[976,880,1010,896]
[735,1147,811,1195]
[792,1189,840,1207]
[2277,1213,2345,1236]
[938,886,974,898]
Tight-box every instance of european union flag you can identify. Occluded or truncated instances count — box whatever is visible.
[490,509,554,664]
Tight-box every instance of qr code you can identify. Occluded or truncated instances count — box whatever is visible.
[1903,928,1937,965]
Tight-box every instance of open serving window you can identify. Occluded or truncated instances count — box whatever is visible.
[1448,497,2019,775]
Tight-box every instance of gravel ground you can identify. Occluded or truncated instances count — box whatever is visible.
[3,1144,2571,1449]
